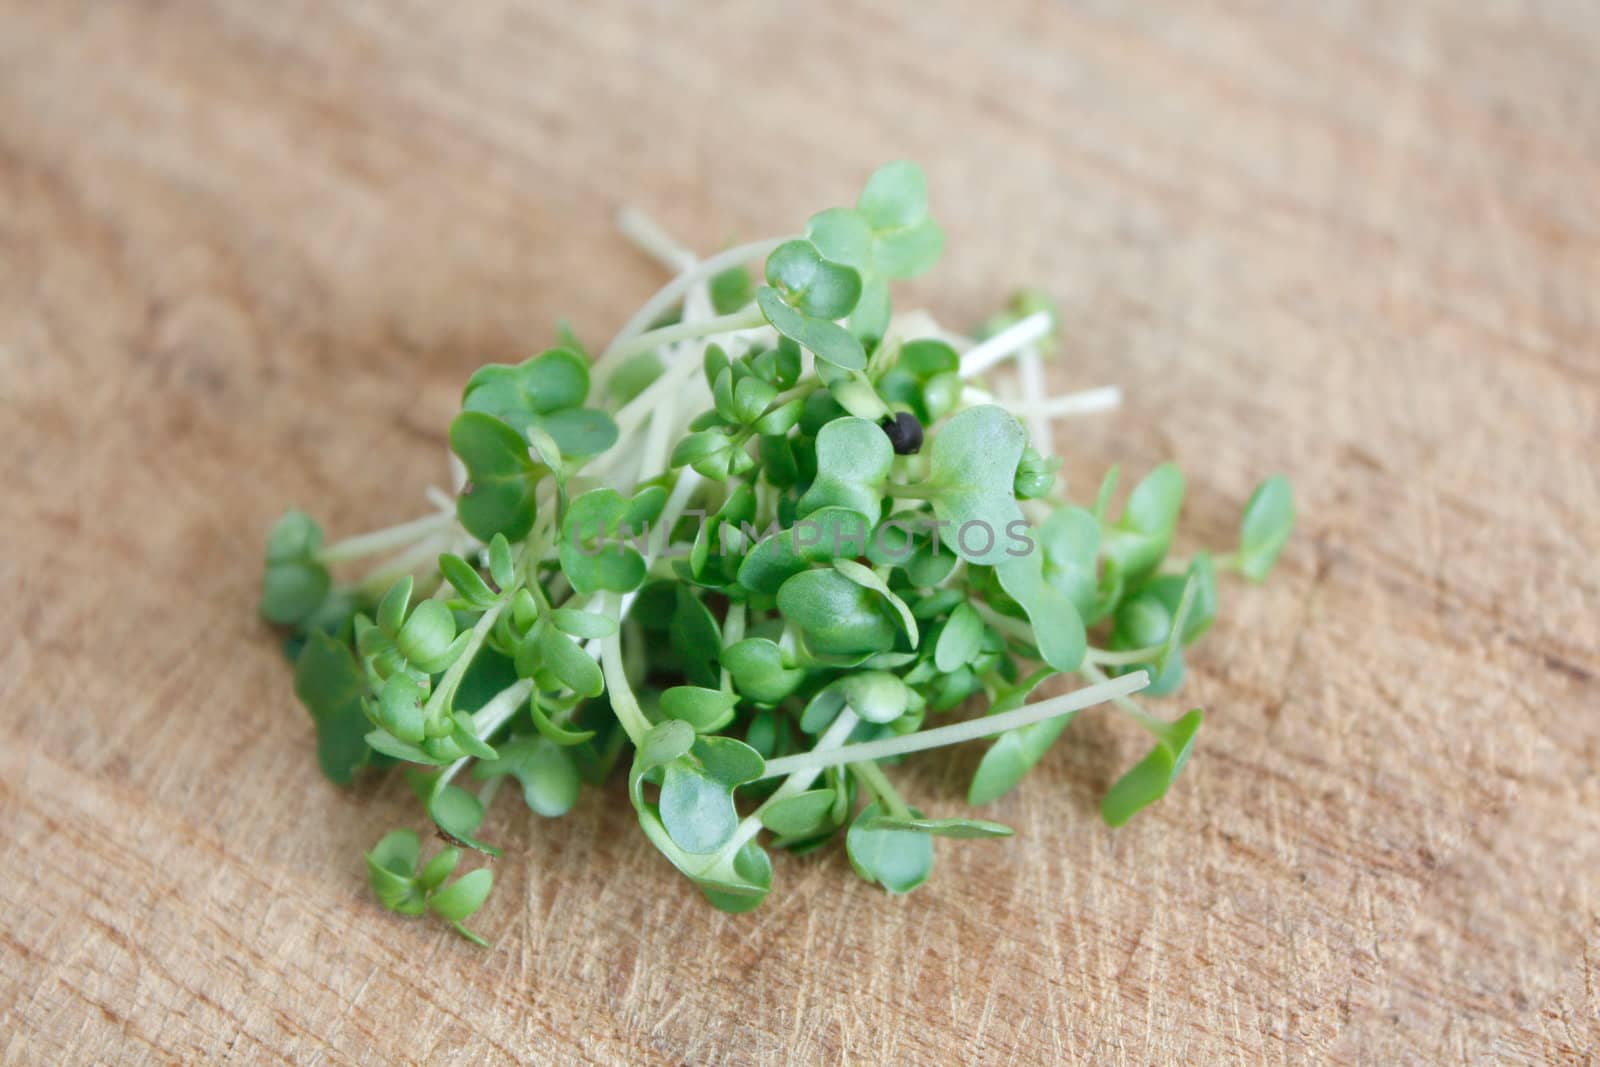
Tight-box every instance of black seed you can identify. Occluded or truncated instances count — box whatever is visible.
[881,412,924,455]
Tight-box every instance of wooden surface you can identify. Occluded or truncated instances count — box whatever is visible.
[3,2,1598,1063]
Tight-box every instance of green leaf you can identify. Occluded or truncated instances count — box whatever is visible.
[260,511,330,626]
[428,867,493,922]
[487,534,517,592]
[659,736,765,855]
[550,608,618,639]
[1101,709,1204,827]
[764,239,862,320]
[722,638,805,704]
[375,674,428,743]
[416,848,459,891]
[846,802,934,894]
[638,719,696,770]
[375,576,412,636]
[660,686,739,732]
[835,671,912,725]
[439,553,498,609]
[1238,474,1295,581]
[462,347,617,458]
[1101,463,1185,582]
[669,586,723,689]
[857,160,929,232]
[529,698,595,746]
[449,412,539,542]
[697,839,774,914]
[858,815,1013,838]
[934,601,984,674]
[709,265,755,314]
[776,569,899,657]
[428,782,500,856]
[796,417,893,519]
[473,736,582,817]
[536,624,603,698]
[560,488,650,595]
[396,599,458,673]
[1038,506,1102,621]
[759,789,838,836]
[832,559,918,646]
[292,631,372,784]
[966,669,1064,805]
[995,551,1087,672]
[365,830,425,915]
[923,405,1029,566]
[756,287,867,371]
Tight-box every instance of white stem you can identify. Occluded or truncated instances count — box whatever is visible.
[595,235,794,379]
[756,671,1149,780]
[1016,344,1054,458]
[438,678,534,787]
[958,312,1053,380]
[317,510,454,563]
[718,707,861,857]
[617,206,697,272]
[605,305,766,366]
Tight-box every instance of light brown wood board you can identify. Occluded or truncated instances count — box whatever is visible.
[2,1,1597,1063]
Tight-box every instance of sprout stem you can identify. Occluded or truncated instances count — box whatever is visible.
[605,305,767,366]
[756,671,1149,780]
[595,235,794,381]
[616,206,697,272]
[318,510,455,563]
[958,312,1053,380]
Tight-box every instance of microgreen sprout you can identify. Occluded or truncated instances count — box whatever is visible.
[259,162,1295,940]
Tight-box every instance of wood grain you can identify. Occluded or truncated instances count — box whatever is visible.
[3,1,1597,1062]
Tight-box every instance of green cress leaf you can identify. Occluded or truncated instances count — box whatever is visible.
[1101,709,1204,827]
[488,534,517,592]
[669,586,723,689]
[660,686,740,733]
[559,488,650,595]
[1238,474,1295,581]
[756,288,868,371]
[1142,554,1218,645]
[529,697,595,746]
[473,736,582,817]
[395,599,459,673]
[1100,462,1185,582]
[293,631,372,784]
[260,510,332,626]
[736,507,872,593]
[776,569,899,657]
[796,417,893,519]
[416,847,459,891]
[659,736,765,854]
[857,814,1013,838]
[934,602,984,673]
[967,669,1063,805]
[759,789,838,837]
[856,161,944,278]
[722,638,804,703]
[536,623,604,698]
[428,782,501,856]
[709,265,755,314]
[439,553,497,609]
[550,607,618,639]
[847,802,934,894]
[695,839,774,913]
[1038,506,1102,621]
[376,674,428,743]
[763,239,862,319]
[428,867,493,922]
[923,405,1029,566]
[365,830,426,915]
[449,412,539,542]
[832,559,918,646]
[837,671,914,725]
[375,576,412,637]
[994,551,1087,672]
[462,347,618,457]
